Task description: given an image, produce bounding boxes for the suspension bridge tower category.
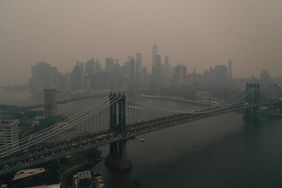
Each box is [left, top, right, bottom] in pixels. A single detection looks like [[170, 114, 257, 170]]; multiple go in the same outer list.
[[243, 83, 260, 124], [105, 93, 132, 170], [44, 88, 57, 118]]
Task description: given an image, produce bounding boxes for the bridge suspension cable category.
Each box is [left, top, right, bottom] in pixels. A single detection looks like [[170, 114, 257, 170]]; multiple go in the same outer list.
[[195, 89, 250, 114], [0, 98, 114, 158], [132, 101, 185, 114], [0, 96, 121, 158], [0, 97, 108, 149], [1, 88, 255, 159]]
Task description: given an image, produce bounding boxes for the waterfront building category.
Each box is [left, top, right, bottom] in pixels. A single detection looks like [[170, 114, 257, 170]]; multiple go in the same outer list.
[[0, 120, 19, 152]]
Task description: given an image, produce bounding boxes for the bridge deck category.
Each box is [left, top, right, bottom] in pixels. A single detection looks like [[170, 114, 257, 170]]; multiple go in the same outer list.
[[0, 99, 281, 176]]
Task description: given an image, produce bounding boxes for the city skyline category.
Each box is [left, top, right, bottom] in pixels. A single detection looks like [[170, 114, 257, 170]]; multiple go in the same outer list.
[[1, 0, 282, 85], [28, 51, 278, 96], [1, 1, 282, 187], [0, 43, 281, 86]]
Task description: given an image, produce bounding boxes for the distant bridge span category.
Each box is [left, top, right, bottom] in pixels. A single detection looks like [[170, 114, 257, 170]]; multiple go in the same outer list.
[[11, 93, 108, 111]]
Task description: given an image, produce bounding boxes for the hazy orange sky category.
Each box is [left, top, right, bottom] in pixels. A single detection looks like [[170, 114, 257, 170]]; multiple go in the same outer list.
[[0, 0, 282, 85]]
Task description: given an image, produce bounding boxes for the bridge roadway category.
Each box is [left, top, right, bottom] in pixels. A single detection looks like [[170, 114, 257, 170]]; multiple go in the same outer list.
[[0, 100, 281, 176], [139, 95, 213, 106], [13, 94, 107, 111]]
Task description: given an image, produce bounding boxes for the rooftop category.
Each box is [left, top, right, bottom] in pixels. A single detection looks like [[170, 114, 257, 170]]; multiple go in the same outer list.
[[0, 120, 18, 127]]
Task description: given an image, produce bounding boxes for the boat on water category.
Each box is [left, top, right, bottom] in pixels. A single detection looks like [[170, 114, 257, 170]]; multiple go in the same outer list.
[[139, 138, 145, 143], [7, 168, 60, 188]]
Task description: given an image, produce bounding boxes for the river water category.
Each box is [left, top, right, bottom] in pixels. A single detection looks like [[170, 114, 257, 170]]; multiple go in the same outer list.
[[1, 89, 282, 188]]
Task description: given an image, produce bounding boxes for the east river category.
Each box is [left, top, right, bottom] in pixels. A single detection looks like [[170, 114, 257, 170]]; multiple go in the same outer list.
[[1, 89, 282, 188]]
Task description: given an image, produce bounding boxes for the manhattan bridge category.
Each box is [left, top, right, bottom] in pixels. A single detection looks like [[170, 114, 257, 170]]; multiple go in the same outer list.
[[0, 83, 281, 176]]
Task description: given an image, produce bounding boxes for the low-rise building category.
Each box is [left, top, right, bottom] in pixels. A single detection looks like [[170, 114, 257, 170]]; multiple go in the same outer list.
[[0, 120, 19, 152]]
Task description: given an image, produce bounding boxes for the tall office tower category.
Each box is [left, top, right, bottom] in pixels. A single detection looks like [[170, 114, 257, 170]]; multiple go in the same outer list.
[[155, 55, 162, 71], [260, 70, 271, 89], [105, 58, 115, 73], [136, 53, 143, 84], [152, 44, 158, 70], [0, 120, 19, 152], [64, 72, 72, 91], [51, 67, 65, 91], [213, 65, 228, 83], [29, 62, 54, 94], [161, 56, 172, 87], [78, 62, 86, 90], [136, 53, 143, 73], [174, 64, 187, 87], [44, 88, 57, 117], [152, 54, 162, 87], [228, 59, 233, 80], [164, 56, 169, 65], [70, 63, 82, 91], [85, 58, 98, 90], [85, 58, 96, 74], [115, 59, 119, 66], [128, 56, 135, 63], [128, 57, 136, 95], [95, 60, 102, 73], [127, 56, 136, 80]]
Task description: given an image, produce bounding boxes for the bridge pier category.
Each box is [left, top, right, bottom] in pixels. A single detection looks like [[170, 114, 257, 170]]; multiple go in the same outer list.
[[105, 93, 132, 170], [243, 83, 260, 125]]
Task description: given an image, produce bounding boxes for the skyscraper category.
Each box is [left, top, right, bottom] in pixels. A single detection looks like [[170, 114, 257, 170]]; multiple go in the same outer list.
[[260, 70, 272, 89], [128, 57, 136, 95], [78, 62, 86, 90], [228, 59, 233, 80], [70, 63, 82, 91], [29, 62, 54, 94], [174, 64, 187, 87], [161, 56, 172, 88], [105, 58, 114, 73], [165, 56, 169, 65], [152, 54, 162, 87], [212, 65, 228, 82], [136, 53, 143, 73], [136, 53, 143, 84], [85, 58, 96, 74], [152, 44, 158, 71]]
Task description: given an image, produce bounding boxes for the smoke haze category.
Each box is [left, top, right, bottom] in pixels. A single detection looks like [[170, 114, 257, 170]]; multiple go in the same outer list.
[[0, 0, 282, 85]]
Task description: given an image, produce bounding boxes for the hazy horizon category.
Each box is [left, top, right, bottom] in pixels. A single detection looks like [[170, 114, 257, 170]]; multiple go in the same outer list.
[[1, 0, 282, 86]]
